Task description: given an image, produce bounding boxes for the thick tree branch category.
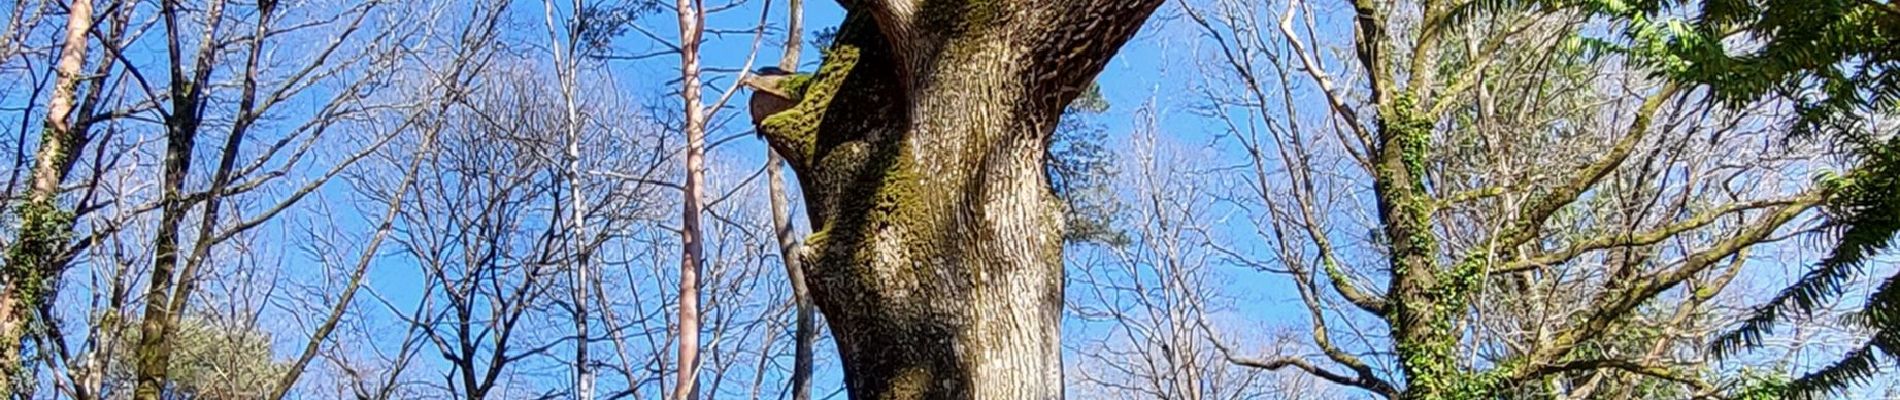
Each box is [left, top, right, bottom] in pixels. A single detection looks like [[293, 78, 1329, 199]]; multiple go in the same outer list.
[[1348, 0, 1392, 106], [756, 46, 859, 172], [1521, 358, 1715, 394], [1494, 197, 1802, 274], [1403, 0, 1450, 101], [1538, 193, 1822, 364], [1498, 83, 1681, 249], [1023, 0, 1167, 115], [1322, 257, 1389, 315]]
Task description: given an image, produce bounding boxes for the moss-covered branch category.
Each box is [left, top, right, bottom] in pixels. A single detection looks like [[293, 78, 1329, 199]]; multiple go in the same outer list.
[[1495, 197, 1805, 274], [1497, 83, 1680, 249], [759, 46, 860, 169], [1539, 193, 1823, 368], [5, 199, 75, 322]]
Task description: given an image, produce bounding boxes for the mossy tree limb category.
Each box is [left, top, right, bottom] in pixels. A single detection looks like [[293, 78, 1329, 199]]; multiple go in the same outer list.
[[3, 0, 97, 395]]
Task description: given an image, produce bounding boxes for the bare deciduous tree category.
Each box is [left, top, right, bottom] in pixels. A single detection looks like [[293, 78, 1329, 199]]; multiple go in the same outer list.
[[1066, 113, 1297, 400], [124, 1, 416, 398]]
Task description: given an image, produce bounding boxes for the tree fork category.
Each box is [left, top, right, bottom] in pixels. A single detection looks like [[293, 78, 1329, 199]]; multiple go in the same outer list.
[[756, 1, 1163, 398]]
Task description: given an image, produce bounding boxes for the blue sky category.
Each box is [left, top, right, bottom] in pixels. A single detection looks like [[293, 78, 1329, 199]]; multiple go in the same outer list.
[[373, 0, 1899, 398], [6, 0, 1894, 398], [543, 1, 1323, 396]]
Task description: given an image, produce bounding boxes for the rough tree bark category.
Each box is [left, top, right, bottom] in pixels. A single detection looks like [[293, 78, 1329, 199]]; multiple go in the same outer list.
[[754, 1, 1162, 398]]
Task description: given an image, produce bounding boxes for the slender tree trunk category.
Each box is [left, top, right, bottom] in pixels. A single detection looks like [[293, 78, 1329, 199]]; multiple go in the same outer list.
[[567, 62, 596, 400], [25, 0, 90, 200], [543, 1, 594, 398], [2, 0, 92, 394], [133, 77, 200, 400], [766, 0, 814, 398], [753, 1, 1162, 397], [134, 1, 225, 398], [672, 0, 707, 398]]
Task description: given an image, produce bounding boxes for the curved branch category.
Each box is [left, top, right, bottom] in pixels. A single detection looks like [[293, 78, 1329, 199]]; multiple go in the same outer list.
[[1266, 0, 1373, 143], [757, 45, 860, 171], [1520, 358, 1715, 394], [1498, 83, 1682, 249], [1539, 193, 1822, 363], [1197, 316, 1398, 398], [1494, 197, 1802, 274]]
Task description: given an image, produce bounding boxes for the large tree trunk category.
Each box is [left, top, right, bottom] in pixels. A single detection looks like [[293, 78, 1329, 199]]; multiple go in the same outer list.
[[755, 1, 1161, 398]]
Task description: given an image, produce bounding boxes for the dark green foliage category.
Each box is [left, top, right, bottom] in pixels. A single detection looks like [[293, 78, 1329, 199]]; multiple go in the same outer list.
[[1734, 368, 1794, 400], [1602, 1, 1900, 398], [1738, 139, 1900, 400], [1717, 147, 1897, 355], [809, 27, 840, 54], [1780, 331, 1900, 400], [1459, 0, 1900, 396], [576, 1, 665, 58], [1048, 84, 1124, 246], [1659, 0, 1899, 143], [4, 199, 74, 321]]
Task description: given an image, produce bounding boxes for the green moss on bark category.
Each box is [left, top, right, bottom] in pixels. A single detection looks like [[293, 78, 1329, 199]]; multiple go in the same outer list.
[[761, 46, 863, 162], [1379, 92, 1514, 400], [6, 199, 74, 317]]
